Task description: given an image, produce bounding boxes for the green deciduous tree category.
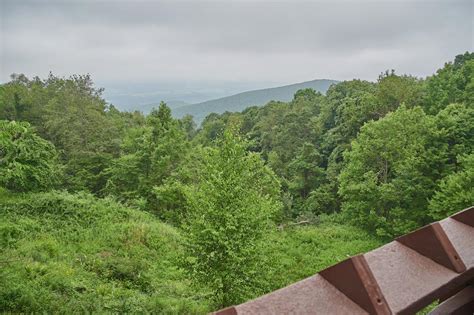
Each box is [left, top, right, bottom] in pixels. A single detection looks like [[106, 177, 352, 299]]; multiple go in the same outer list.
[[152, 145, 209, 225], [287, 143, 325, 215], [375, 70, 425, 111], [0, 120, 61, 192], [179, 114, 197, 140], [42, 75, 124, 193], [434, 103, 474, 174], [429, 154, 474, 220], [339, 106, 443, 238], [424, 52, 474, 114], [106, 102, 189, 211], [0, 73, 131, 194], [182, 129, 281, 307]]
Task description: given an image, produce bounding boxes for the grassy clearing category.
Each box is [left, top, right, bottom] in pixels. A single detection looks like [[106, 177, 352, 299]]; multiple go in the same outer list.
[[0, 190, 209, 313], [0, 189, 382, 313], [261, 222, 382, 291]]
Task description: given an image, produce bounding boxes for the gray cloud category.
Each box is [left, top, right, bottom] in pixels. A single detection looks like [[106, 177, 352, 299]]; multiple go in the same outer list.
[[1, 0, 473, 91]]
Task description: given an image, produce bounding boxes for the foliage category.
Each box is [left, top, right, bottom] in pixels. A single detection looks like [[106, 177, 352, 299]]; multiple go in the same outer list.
[[287, 143, 326, 215], [0, 120, 61, 192], [429, 154, 474, 220], [339, 106, 443, 238], [193, 54, 472, 222], [0, 190, 209, 313], [179, 114, 198, 140], [423, 52, 474, 114], [182, 129, 281, 307], [105, 102, 189, 210], [0, 188, 382, 312], [434, 103, 474, 174], [152, 145, 210, 225], [0, 74, 136, 194], [375, 70, 425, 110]]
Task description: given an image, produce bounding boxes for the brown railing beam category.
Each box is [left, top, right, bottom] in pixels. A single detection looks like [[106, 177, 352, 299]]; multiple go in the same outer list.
[[319, 255, 391, 315], [396, 222, 466, 273], [429, 286, 474, 315], [451, 206, 474, 227]]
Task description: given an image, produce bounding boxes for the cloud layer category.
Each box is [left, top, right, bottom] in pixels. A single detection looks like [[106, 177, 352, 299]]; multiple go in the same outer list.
[[1, 0, 473, 88]]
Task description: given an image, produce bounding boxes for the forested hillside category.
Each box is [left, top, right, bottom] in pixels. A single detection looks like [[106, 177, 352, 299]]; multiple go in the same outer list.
[[0, 52, 473, 312], [172, 79, 338, 124]]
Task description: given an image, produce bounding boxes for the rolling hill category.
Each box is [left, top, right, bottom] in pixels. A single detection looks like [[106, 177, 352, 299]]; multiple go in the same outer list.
[[134, 100, 190, 113], [172, 79, 338, 124]]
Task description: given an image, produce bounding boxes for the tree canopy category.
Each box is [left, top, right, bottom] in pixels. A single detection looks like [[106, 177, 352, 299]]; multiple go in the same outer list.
[[0, 120, 61, 192]]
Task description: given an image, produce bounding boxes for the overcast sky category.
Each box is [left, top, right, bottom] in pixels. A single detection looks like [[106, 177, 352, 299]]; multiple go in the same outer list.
[[1, 0, 473, 104]]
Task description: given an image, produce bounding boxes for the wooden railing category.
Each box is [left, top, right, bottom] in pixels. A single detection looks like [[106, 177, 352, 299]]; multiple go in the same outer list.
[[214, 206, 474, 314]]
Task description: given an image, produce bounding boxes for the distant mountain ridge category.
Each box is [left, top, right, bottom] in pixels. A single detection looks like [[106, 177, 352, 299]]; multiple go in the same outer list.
[[136, 100, 190, 113], [172, 79, 339, 124]]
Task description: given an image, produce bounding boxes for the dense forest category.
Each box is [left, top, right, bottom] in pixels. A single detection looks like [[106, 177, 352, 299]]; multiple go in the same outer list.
[[0, 52, 473, 313]]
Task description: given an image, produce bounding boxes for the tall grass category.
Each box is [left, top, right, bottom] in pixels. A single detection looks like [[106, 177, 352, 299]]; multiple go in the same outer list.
[[1, 189, 382, 313]]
